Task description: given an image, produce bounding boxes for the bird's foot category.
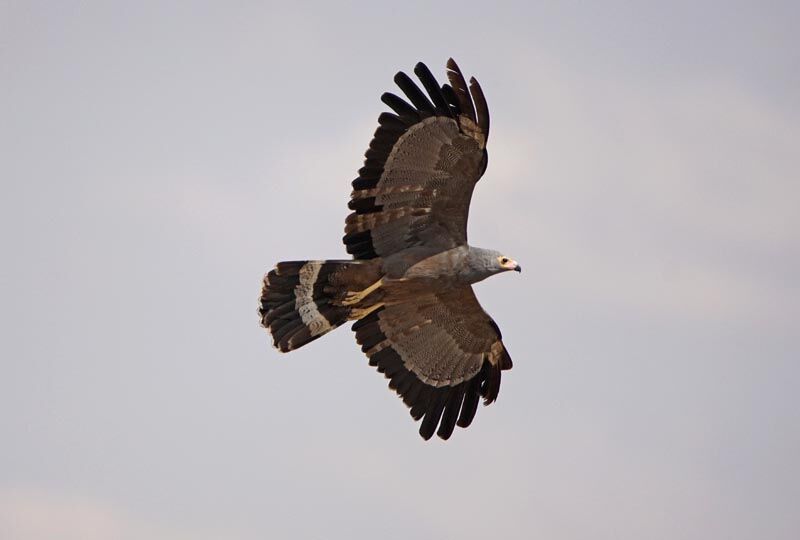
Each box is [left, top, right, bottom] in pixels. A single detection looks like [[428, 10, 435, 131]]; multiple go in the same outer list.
[[342, 280, 383, 306], [350, 302, 385, 320]]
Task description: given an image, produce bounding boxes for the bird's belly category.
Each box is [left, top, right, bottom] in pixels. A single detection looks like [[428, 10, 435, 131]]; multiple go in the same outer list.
[[381, 276, 458, 304], [380, 247, 468, 302], [400, 248, 465, 280]]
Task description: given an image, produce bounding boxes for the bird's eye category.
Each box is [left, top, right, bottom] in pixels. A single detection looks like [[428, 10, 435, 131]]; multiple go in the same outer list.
[[500, 257, 508, 264]]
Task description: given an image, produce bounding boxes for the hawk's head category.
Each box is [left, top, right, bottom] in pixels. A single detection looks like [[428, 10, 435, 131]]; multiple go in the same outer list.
[[465, 247, 521, 284]]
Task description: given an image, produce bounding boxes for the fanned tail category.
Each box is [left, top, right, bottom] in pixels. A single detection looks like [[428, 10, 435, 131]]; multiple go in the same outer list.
[[259, 260, 381, 352]]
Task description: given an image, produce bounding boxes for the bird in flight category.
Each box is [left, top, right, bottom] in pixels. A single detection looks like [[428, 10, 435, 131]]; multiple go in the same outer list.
[[259, 59, 520, 440]]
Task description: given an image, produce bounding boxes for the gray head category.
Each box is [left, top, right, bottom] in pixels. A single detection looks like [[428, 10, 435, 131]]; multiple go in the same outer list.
[[464, 247, 522, 284]]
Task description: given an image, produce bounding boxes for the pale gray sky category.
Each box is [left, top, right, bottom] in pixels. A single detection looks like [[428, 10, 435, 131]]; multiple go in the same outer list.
[[2, 1, 799, 539]]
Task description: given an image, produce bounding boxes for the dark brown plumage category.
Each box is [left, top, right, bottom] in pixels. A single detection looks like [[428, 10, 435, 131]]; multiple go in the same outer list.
[[259, 59, 517, 440]]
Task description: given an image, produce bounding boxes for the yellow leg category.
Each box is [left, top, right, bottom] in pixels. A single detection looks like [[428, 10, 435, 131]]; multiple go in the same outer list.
[[342, 279, 383, 306], [350, 302, 385, 320]]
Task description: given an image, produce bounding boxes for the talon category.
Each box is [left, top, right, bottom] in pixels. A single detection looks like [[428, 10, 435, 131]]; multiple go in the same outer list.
[[342, 279, 383, 306], [351, 303, 385, 320]]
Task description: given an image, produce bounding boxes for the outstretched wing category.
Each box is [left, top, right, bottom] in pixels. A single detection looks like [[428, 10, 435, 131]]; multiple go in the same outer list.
[[343, 59, 491, 260], [352, 286, 513, 440]]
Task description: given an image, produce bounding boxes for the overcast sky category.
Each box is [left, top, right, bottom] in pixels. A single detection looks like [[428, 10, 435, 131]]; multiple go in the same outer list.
[[2, 1, 799, 539]]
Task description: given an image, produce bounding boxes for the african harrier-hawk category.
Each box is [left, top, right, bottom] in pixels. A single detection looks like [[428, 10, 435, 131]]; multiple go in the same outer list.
[[259, 59, 520, 440]]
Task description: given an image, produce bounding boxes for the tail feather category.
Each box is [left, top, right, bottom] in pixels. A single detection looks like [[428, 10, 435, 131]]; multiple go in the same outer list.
[[259, 260, 379, 352]]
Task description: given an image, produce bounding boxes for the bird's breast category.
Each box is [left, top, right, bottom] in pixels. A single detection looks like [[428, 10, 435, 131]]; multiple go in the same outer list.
[[398, 247, 469, 285]]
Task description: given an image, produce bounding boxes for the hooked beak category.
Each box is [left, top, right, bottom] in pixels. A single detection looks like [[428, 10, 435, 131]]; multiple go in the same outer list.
[[514, 264, 522, 273]]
